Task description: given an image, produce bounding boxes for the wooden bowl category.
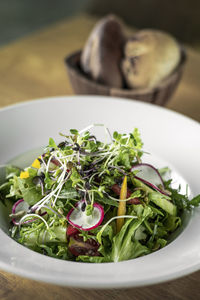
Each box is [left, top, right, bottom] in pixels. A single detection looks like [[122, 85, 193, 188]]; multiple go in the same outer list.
[[65, 48, 186, 106]]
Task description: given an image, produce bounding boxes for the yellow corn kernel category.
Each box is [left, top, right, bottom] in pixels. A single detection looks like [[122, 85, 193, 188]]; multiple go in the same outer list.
[[32, 158, 41, 169], [20, 171, 29, 179]]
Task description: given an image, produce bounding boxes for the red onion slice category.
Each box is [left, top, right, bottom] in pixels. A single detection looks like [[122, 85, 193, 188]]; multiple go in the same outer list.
[[66, 200, 104, 231], [131, 163, 168, 196]]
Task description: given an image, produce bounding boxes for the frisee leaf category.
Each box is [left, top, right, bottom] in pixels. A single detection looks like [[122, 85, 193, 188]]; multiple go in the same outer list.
[[189, 194, 200, 207]]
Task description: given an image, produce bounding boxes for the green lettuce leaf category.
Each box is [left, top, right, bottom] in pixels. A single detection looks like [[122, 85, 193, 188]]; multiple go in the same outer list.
[[19, 223, 67, 247], [95, 194, 118, 207], [111, 206, 152, 262], [98, 224, 114, 258], [76, 256, 111, 263], [16, 176, 42, 205], [164, 215, 181, 232], [6, 165, 21, 179], [189, 195, 200, 207]]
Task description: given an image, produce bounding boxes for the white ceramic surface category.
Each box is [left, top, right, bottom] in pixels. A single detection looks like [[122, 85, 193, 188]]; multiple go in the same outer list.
[[0, 96, 200, 288]]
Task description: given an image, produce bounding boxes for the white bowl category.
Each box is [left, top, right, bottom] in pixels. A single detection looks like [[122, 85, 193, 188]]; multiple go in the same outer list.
[[0, 96, 199, 288]]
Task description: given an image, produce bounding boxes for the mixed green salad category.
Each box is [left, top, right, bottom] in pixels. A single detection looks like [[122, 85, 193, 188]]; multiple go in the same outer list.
[[0, 124, 200, 263]]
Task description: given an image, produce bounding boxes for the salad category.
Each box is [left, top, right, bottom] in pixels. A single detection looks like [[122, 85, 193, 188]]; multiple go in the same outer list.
[[0, 124, 200, 263]]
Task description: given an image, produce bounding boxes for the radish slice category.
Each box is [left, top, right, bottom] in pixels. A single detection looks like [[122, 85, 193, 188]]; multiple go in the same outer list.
[[11, 199, 47, 225], [11, 199, 29, 225], [66, 200, 104, 231], [131, 163, 168, 196]]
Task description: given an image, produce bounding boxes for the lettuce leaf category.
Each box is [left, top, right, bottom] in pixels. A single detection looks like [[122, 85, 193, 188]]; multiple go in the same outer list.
[[95, 194, 118, 207], [19, 223, 67, 246], [189, 195, 200, 207], [111, 206, 152, 262], [76, 256, 111, 263], [0, 165, 21, 204], [15, 176, 42, 205], [6, 165, 21, 179]]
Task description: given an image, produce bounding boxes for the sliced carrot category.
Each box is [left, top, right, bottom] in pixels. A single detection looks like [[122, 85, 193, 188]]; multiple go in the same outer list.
[[116, 176, 127, 233]]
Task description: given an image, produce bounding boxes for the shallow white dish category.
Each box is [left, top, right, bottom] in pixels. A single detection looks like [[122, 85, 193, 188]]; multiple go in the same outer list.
[[0, 96, 200, 288]]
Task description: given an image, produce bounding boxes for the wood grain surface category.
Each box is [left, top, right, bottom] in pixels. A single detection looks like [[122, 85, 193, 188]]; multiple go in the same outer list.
[[0, 268, 200, 300], [0, 14, 200, 300]]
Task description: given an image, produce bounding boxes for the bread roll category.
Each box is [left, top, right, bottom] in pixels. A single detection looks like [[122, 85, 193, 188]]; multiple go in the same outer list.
[[122, 29, 181, 89], [80, 15, 124, 88]]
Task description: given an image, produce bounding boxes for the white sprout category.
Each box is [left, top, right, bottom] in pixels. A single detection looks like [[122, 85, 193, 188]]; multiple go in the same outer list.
[[19, 213, 49, 229], [97, 215, 138, 243], [79, 123, 113, 144]]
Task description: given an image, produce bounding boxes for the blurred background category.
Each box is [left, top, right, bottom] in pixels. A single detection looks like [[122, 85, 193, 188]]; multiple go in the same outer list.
[[0, 0, 199, 49]]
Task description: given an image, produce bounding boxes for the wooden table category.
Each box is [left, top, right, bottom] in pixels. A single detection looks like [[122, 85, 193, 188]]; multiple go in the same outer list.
[[0, 14, 200, 300]]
